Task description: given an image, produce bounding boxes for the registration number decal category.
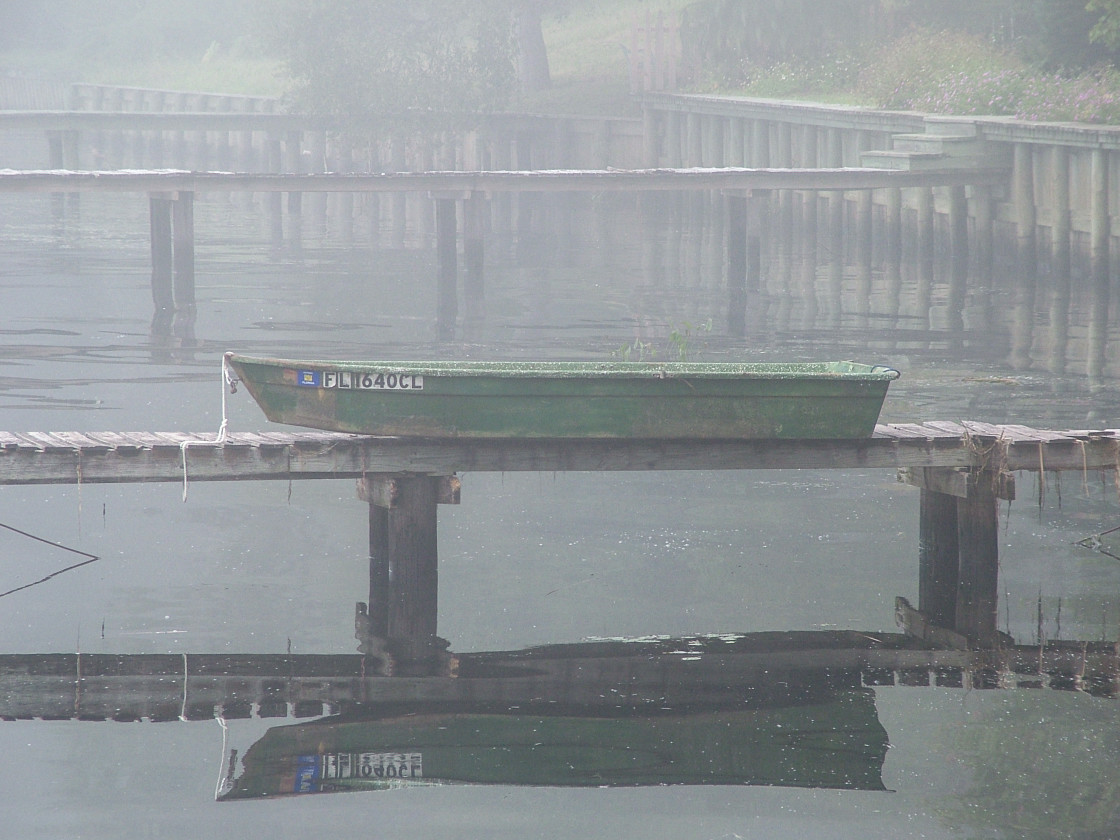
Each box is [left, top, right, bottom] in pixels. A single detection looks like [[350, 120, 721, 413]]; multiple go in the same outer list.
[[293, 370, 423, 391], [294, 751, 423, 792]]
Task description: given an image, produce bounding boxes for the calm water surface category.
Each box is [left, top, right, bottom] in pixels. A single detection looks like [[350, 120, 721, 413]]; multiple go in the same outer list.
[[1, 191, 1118, 838]]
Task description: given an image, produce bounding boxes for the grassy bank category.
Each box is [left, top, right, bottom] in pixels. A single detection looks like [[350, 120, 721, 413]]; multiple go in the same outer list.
[[5, 1, 1120, 124]]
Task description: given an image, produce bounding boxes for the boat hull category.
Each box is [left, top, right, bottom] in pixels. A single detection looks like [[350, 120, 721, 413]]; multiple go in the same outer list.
[[224, 355, 899, 439]]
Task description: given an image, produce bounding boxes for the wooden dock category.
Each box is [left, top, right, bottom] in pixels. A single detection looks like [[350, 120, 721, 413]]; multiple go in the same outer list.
[[1, 422, 1117, 485], [1, 165, 1009, 339], [3, 422, 1116, 655], [0, 166, 1008, 196], [1, 631, 1114, 724]]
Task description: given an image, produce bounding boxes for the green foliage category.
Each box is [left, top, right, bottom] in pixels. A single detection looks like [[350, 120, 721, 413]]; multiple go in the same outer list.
[[681, 0, 877, 90], [1089, 0, 1120, 48], [0, 0, 272, 86], [856, 29, 1025, 110], [668, 319, 713, 362], [855, 27, 1120, 122], [263, 0, 518, 136], [614, 319, 712, 363]]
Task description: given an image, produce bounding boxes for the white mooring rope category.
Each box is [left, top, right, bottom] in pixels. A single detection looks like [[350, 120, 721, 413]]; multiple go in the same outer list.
[[180, 355, 235, 502]]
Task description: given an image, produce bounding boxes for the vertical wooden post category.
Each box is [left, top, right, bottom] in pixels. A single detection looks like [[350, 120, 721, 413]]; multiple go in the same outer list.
[[1010, 143, 1037, 370], [267, 132, 283, 252], [48, 130, 64, 169], [800, 126, 820, 327], [747, 198, 762, 294], [368, 503, 390, 639], [919, 488, 959, 628], [856, 188, 873, 322], [705, 116, 725, 168], [285, 130, 305, 255], [436, 197, 458, 340], [1049, 146, 1071, 377], [308, 131, 328, 235], [385, 477, 439, 642], [916, 187, 934, 328], [491, 134, 513, 242], [642, 106, 659, 168], [361, 475, 457, 663], [463, 192, 486, 323], [213, 96, 232, 171], [884, 187, 902, 322], [750, 120, 770, 168], [1088, 147, 1110, 391], [363, 476, 441, 650], [149, 195, 174, 314], [171, 93, 189, 168], [172, 191, 195, 311], [947, 184, 968, 333], [854, 133, 873, 323], [337, 141, 354, 245], [972, 183, 994, 333], [826, 128, 844, 327], [664, 110, 682, 168], [515, 132, 533, 247], [776, 122, 794, 305], [728, 118, 745, 168], [726, 193, 748, 337], [956, 474, 1000, 645], [686, 113, 702, 167], [391, 134, 408, 249], [749, 121, 770, 294], [48, 131, 65, 224], [191, 94, 210, 172]]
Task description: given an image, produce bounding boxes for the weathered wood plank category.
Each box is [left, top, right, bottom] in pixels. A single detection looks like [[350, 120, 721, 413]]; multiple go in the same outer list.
[[357, 474, 460, 507], [0, 166, 1011, 197], [877, 423, 936, 439], [900, 466, 1015, 501], [922, 421, 969, 437], [895, 597, 969, 650], [82, 432, 144, 452], [50, 432, 110, 452], [960, 420, 1011, 438], [1, 426, 1118, 485]]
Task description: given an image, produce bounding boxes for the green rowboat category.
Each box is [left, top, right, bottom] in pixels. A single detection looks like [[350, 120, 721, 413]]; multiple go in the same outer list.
[[221, 691, 889, 797], [224, 353, 899, 439]]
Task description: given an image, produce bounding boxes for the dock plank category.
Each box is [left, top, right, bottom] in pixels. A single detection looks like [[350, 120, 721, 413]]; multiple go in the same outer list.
[[921, 421, 969, 437], [50, 432, 111, 452], [959, 421, 1009, 438], [1000, 424, 1079, 443]]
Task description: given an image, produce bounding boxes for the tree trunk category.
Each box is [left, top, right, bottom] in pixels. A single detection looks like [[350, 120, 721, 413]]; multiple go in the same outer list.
[[515, 2, 551, 93]]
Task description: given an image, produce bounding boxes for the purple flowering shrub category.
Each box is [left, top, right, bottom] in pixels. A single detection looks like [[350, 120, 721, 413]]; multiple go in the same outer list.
[[857, 28, 1120, 124]]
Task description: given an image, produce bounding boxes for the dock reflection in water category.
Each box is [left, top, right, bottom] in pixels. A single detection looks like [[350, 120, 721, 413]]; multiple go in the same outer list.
[[2, 628, 1115, 803]]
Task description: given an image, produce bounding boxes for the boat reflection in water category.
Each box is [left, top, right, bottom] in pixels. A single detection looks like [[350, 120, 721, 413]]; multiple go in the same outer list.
[[220, 631, 893, 799], [3, 627, 1113, 802]]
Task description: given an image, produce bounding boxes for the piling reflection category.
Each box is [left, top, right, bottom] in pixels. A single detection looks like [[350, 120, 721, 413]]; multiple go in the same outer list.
[[1, 623, 1115, 803]]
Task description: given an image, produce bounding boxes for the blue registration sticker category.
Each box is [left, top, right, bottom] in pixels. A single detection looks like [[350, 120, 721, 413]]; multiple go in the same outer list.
[[294, 754, 321, 793], [297, 370, 321, 387]]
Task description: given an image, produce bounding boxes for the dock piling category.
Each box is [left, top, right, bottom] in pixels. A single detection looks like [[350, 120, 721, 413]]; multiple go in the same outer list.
[[359, 474, 459, 663]]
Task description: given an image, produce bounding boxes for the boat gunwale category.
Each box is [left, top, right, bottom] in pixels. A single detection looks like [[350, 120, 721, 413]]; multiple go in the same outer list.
[[225, 354, 901, 382]]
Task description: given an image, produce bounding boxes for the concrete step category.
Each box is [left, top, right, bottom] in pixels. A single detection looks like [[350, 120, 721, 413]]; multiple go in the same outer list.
[[891, 134, 988, 155], [923, 117, 981, 137], [859, 150, 946, 171]]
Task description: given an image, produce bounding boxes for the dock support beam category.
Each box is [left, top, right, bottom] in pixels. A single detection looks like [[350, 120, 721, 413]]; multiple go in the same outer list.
[[359, 473, 460, 664], [726, 192, 748, 337], [463, 192, 486, 325], [149, 190, 195, 329], [900, 467, 1014, 647], [435, 196, 459, 340]]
